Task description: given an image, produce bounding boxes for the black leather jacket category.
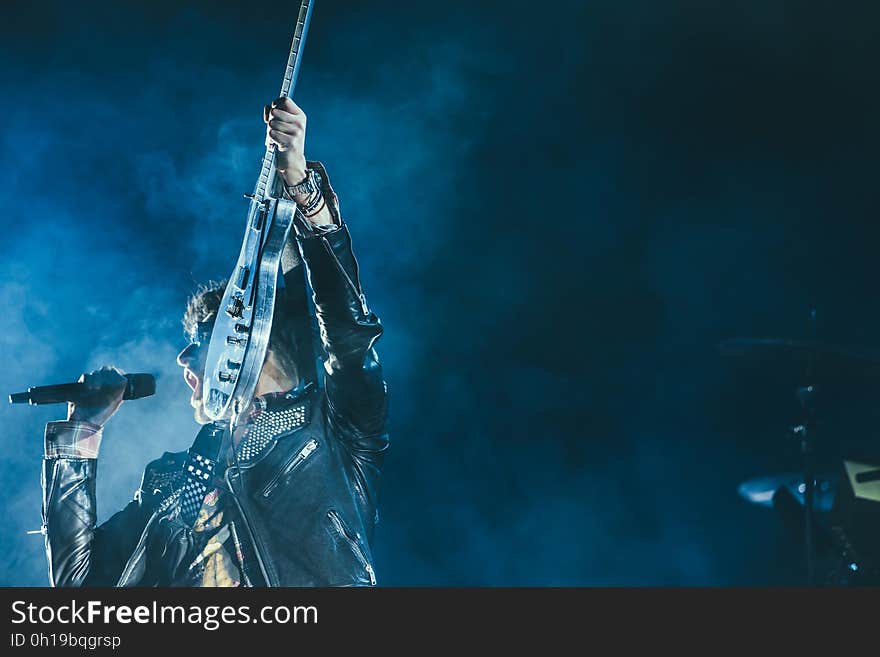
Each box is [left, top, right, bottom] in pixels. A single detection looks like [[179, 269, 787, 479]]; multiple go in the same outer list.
[[41, 190, 388, 587]]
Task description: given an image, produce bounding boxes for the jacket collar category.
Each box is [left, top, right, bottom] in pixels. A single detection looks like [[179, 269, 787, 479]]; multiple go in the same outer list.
[[250, 380, 316, 416]]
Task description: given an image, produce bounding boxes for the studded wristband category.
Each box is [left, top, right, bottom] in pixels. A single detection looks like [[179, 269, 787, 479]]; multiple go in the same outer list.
[[285, 168, 321, 196], [285, 168, 327, 218]]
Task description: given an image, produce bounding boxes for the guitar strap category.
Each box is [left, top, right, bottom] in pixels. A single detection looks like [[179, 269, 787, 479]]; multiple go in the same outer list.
[[177, 422, 229, 527]]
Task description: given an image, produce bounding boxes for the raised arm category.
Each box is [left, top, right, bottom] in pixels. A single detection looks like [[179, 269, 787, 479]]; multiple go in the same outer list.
[[267, 98, 389, 456]]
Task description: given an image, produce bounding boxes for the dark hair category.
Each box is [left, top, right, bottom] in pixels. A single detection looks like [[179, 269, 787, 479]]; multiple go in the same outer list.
[[182, 280, 308, 383], [182, 279, 227, 337]]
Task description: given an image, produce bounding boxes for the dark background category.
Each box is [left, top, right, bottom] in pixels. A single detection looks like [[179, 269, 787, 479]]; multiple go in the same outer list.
[[1, 0, 879, 585]]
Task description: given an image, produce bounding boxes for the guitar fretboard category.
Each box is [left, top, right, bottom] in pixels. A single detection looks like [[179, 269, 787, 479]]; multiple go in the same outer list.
[[253, 0, 313, 201]]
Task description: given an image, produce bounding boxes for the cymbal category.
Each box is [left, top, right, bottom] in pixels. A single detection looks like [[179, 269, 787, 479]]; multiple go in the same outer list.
[[719, 338, 880, 381], [721, 338, 880, 363], [738, 472, 837, 512]]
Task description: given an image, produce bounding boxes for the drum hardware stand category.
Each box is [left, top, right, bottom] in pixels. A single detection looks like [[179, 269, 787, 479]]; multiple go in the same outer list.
[[792, 309, 819, 585], [722, 309, 880, 584], [791, 385, 816, 585]]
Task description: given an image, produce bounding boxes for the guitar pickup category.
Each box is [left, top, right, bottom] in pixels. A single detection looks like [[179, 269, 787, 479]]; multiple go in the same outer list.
[[235, 266, 250, 290], [234, 323, 250, 334], [226, 336, 246, 346], [251, 200, 269, 231], [226, 360, 242, 371], [218, 371, 237, 383]]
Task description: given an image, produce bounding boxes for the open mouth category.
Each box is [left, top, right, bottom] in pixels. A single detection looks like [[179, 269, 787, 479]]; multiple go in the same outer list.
[[183, 368, 200, 394]]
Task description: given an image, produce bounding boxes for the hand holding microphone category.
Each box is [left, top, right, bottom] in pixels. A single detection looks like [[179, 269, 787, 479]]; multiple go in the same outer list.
[[67, 366, 131, 427], [10, 366, 156, 428]]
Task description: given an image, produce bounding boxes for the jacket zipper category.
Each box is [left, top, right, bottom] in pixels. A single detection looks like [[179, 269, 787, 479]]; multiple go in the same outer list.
[[260, 439, 318, 498], [327, 509, 376, 585], [226, 466, 276, 587], [116, 484, 180, 586], [320, 237, 370, 316], [43, 463, 146, 587], [37, 462, 61, 538], [116, 511, 159, 586]]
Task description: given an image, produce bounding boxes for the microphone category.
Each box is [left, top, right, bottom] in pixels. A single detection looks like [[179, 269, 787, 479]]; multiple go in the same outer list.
[[9, 374, 156, 405]]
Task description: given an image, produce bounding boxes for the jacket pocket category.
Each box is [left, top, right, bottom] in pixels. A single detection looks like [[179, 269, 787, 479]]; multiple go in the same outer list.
[[259, 438, 319, 499], [327, 508, 376, 585]]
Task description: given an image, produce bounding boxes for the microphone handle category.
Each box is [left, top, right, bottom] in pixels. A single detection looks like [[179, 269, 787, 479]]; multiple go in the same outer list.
[[11, 380, 138, 405], [26, 383, 91, 405]]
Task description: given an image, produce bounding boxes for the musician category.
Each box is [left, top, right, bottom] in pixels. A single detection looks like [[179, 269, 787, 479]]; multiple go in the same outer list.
[[39, 98, 389, 586]]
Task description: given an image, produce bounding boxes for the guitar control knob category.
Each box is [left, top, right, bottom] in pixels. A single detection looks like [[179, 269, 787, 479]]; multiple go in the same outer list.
[[226, 297, 244, 318]]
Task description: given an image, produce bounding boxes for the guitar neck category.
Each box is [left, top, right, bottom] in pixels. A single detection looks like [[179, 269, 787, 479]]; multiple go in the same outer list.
[[253, 0, 315, 201]]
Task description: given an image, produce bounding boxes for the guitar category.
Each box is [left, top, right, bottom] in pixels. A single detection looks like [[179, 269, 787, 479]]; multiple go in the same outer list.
[[201, 0, 315, 427]]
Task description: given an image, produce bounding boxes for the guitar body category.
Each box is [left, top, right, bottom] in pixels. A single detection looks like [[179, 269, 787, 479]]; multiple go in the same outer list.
[[201, 0, 315, 426], [202, 197, 300, 423]]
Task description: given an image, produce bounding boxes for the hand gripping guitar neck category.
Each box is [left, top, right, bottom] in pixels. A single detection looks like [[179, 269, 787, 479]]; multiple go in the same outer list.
[[201, 0, 315, 428]]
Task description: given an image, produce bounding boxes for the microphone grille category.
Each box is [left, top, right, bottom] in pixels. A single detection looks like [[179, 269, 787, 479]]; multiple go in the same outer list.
[[124, 374, 157, 400]]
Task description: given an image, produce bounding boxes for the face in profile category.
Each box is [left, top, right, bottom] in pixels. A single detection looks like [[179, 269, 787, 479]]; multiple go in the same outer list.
[[176, 310, 298, 425], [176, 319, 213, 425]]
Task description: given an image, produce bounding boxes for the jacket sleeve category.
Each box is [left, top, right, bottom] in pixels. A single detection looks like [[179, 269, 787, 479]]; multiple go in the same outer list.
[[42, 457, 153, 587], [290, 164, 389, 467]]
